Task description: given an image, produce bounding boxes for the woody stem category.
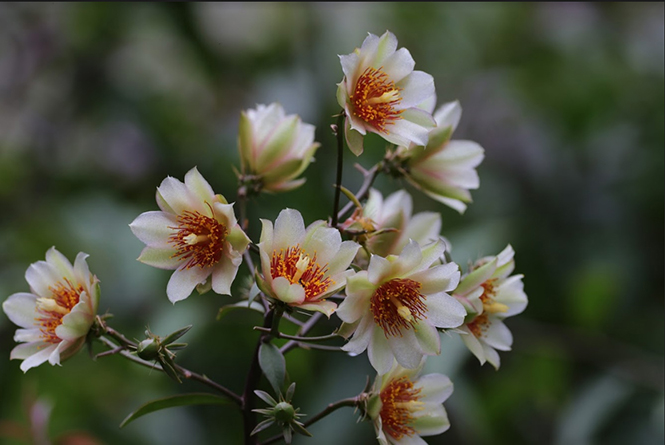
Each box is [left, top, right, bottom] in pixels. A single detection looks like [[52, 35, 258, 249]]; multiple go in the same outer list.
[[331, 112, 346, 228]]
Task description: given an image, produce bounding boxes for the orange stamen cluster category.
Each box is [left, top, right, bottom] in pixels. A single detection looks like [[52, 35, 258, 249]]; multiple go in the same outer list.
[[479, 278, 497, 305], [371, 278, 426, 337], [169, 209, 227, 269], [351, 67, 402, 132], [467, 313, 489, 338], [270, 245, 332, 301], [379, 376, 422, 440], [37, 279, 83, 343]]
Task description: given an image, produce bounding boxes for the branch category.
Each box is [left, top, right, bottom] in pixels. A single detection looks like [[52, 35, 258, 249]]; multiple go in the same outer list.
[[259, 397, 360, 445], [336, 163, 381, 223], [280, 312, 324, 354], [331, 113, 346, 228], [253, 327, 339, 343], [95, 323, 243, 406], [242, 307, 282, 445]]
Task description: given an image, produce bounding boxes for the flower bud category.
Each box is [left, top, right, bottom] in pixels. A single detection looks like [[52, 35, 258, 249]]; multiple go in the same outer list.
[[397, 101, 484, 214], [136, 338, 160, 361], [238, 103, 319, 193], [273, 402, 296, 423]]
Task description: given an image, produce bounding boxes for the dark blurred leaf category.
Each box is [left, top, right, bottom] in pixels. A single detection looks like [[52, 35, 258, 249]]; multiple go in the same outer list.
[[259, 342, 286, 394], [120, 393, 231, 428]]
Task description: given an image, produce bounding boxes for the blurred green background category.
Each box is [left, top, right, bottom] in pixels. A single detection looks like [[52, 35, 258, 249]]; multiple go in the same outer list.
[[0, 2, 662, 445]]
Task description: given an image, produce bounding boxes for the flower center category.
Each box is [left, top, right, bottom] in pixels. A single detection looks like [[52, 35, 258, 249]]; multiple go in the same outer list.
[[351, 67, 402, 132], [371, 278, 426, 337], [169, 208, 227, 269], [467, 313, 490, 338], [479, 279, 508, 314], [379, 376, 423, 440], [36, 278, 82, 343], [270, 245, 332, 300]]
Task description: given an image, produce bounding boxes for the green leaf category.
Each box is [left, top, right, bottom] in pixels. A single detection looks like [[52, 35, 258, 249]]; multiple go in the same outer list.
[[162, 325, 192, 345], [259, 342, 286, 394], [120, 393, 231, 428], [217, 301, 265, 321]]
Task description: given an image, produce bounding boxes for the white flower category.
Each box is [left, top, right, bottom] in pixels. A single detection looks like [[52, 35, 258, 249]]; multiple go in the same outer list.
[[453, 245, 527, 369], [238, 103, 320, 193], [129, 167, 251, 303], [399, 100, 484, 213], [256, 209, 360, 316], [336, 31, 436, 156], [2, 247, 100, 372], [337, 239, 466, 375], [360, 188, 442, 258], [367, 361, 453, 445]]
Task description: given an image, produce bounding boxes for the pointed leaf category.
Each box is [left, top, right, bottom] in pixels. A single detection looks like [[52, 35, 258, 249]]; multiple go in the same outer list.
[[259, 342, 286, 394], [254, 390, 278, 407], [283, 427, 293, 444], [162, 325, 192, 345], [120, 393, 231, 428], [292, 421, 312, 437], [285, 382, 296, 402], [251, 418, 275, 436]]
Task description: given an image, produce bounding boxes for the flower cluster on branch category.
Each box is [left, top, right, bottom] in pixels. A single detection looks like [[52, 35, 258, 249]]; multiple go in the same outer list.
[[2, 30, 528, 445]]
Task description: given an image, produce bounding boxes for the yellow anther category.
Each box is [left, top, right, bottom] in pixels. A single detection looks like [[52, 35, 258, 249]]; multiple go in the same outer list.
[[483, 302, 509, 314], [368, 89, 400, 105], [292, 255, 310, 283], [184, 233, 209, 245], [37, 298, 69, 315], [395, 400, 424, 411], [390, 296, 413, 322]]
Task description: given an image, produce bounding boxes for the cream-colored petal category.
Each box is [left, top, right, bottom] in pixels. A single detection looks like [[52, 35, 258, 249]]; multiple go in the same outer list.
[[3, 293, 39, 329], [273, 209, 306, 252], [341, 314, 374, 354], [137, 246, 181, 270], [184, 167, 216, 203], [368, 325, 395, 375], [129, 211, 177, 249], [272, 276, 306, 304], [387, 328, 424, 369], [211, 254, 240, 296], [19, 343, 57, 372], [166, 266, 210, 303]]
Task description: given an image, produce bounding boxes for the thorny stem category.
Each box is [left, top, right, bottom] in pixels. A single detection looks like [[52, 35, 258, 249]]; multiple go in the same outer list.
[[336, 163, 382, 223], [95, 319, 242, 406], [260, 396, 361, 445], [242, 306, 283, 445], [330, 112, 346, 228]]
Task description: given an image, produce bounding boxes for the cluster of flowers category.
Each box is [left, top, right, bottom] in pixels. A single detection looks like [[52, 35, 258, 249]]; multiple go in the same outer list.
[[3, 31, 527, 444]]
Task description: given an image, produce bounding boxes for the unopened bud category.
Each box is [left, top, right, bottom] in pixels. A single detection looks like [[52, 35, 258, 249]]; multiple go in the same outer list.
[[274, 402, 296, 423], [137, 338, 160, 360]]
